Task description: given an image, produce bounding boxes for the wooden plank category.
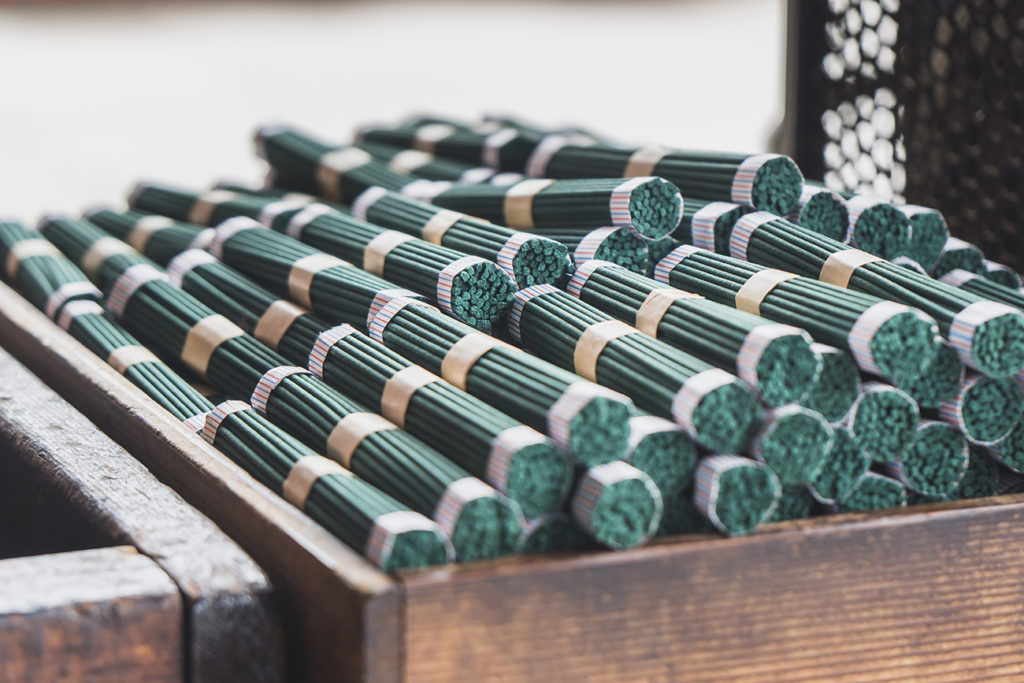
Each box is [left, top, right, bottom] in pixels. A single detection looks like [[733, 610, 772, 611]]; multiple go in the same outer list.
[[0, 546, 182, 682], [400, 497, 1024, 681], [0, 279, 399, 682]]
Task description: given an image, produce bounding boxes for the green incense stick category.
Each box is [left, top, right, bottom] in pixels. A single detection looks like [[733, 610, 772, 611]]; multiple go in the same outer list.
[[515, 514, 592, 554], [508, 284, 764, 453], [938, 372, 1024, 446], [654, 245, 941, 383], [792, 184, 848, 242], [356, 121, 541, 171], [569, 460, 663, 550], [930, 237, 986, 279], [895, 342, 964, 409], [568, 260, 820, 406], [750, 405, 834, 484], [767, 484, 818, 522], [403, 176, 685, 240], [939, 268, 1024, 311], [838, 472, 907, 512], [810, 426, 871, 503], [898, 205, 949, 270], [950, 445, 1001, 500], [983, 259, 1022, 288], [842, 195, 911, 259], [888, 420, 968, 495], [622, 414, 698, 534], [693, 454, 781, 536]]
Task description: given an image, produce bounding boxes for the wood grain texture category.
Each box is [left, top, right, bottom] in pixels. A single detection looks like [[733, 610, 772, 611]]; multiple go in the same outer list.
[[401, 497, 1024, 681], [0, 280, 399, 682], [0, 546, 182, 682]]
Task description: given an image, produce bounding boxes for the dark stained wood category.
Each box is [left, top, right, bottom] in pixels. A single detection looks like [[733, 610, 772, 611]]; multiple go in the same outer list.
[[0, 280, 400, 682], [0, 546, 182, 682], [400, 497, 1024, 681]]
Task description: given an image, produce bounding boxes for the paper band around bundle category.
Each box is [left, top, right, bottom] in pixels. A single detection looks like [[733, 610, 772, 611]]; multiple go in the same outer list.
[[691, 202, 740, 252], [106, 263, 168, 319], [188, 190, 238, 226], [127, 215, 175, 252], [547, 381, 629, 452], [365, 510, 453, 568], [572, 227, 617, 266], [503, 179, 555, 229], [731, 154, 781, 206], [316, 148, 372, 201], [508, 283, 557, 342], [167, 249, 217, 287], [623, 146, 669, 178], [734, 268, 798, 315], [653, 244, 703, 283], [350, 186, 388, 221], [307, 325, 357, 377], [363, 231, 415, 276], [181, 314, 245, 379], [287, 253, 350, 308], [436, 256, 489, 316], [729, 211, 775, 261], [694, 454, 779, 532], [201, 400, 251, 445], [107, 345, 159, 375], [609, 177, 666, 237], [388, 149, 433, 174], [44, 281, 101, 320], [525, 135, 571, 177], [496, 232, 553, 282], [948, 300, 1020, 366], [938, 269, 980, 288], [188, 229, 215, 252], [458, 167, 495, 185], [285, 202, 334, 240], [671, 368, 735, 436], [441, 332, 513, 390], [380, 366, 439, 427], [399, 178, 453, 202], [635, 288, 703, 336], [571, 461, 661, 548], [282, 455, 350, 508], [57, 300, 105, 331], [367, 296, 432, 342], [819, 249, 883, 288], [326, 412, 395, 468], [486, 425, 547, 493], [847, 301, 914, 375], [736, 325, 807, 388], [564, 258, 611, 298], [432, 477, 501, 538], [209, 216, 264, 259], [254, 300, 306, 350], [482, 128, 519, 169], [5, 239, 61, 280], [365, 288, 425, 328], [250, 365, 311, 415], [625, 415, 681, 458], [182, 411, 210, 434], [573, 320, 636, 382], [258, 200, 306, 229], [412, 124, 456, 154], [81, 237, 135, 279], [421, 209, 464, 245]]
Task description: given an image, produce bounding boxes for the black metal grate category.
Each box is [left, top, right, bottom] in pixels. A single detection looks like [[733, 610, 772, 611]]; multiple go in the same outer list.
[[783, 0, 1024, 268]]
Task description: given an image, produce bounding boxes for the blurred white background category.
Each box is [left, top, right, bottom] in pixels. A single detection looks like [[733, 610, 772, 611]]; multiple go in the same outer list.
[[0, 0, 785, 222]]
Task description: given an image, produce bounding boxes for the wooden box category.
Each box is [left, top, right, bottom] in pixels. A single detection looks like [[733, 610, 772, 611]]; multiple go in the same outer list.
[[3, 280, 1024, 681]]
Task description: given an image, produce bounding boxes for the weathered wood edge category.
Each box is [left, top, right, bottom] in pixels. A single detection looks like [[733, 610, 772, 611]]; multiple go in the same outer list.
[[0, 282, 402, 683], [397, 494, 1024, 680], [0, 546, 183, 682]]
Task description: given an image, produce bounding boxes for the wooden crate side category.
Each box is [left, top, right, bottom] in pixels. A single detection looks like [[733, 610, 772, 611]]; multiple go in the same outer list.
[[400, 500, 1024, 681], [0, 546, 183, 682], [0, 283, 402, 682]]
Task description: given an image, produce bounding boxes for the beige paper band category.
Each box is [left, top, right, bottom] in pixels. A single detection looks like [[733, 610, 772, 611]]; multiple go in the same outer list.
[[288, 253, 349, 308], [380, 366, 439, 427], [363, 231, 415, 276], [128, 215, 175, 252], [326, 412, 395, 467], [5, 240, 60, 279], [412, 123, 456, 153], [441, 333, 513, 390], [421, 209, 464, 245], [81, 237, 135, 279], [573, 320, 636, 381], [624, 145, 670, 178], [735, 269, 799, 315], [503, 179, 555, 228], [819, 249, 883, 288], [635, 288, 703, 336], [388, 149, 433, 174], [316, 148, 373, 201], [188, 190, 238, 226], [282, 455, 348, 508], [107, 345, 159, 374], [253, 300, 306, 350], [181, 314, 245, 378]]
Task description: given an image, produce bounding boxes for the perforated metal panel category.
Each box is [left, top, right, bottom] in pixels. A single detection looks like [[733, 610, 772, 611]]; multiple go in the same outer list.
[[783, 0, 1024, 267]]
